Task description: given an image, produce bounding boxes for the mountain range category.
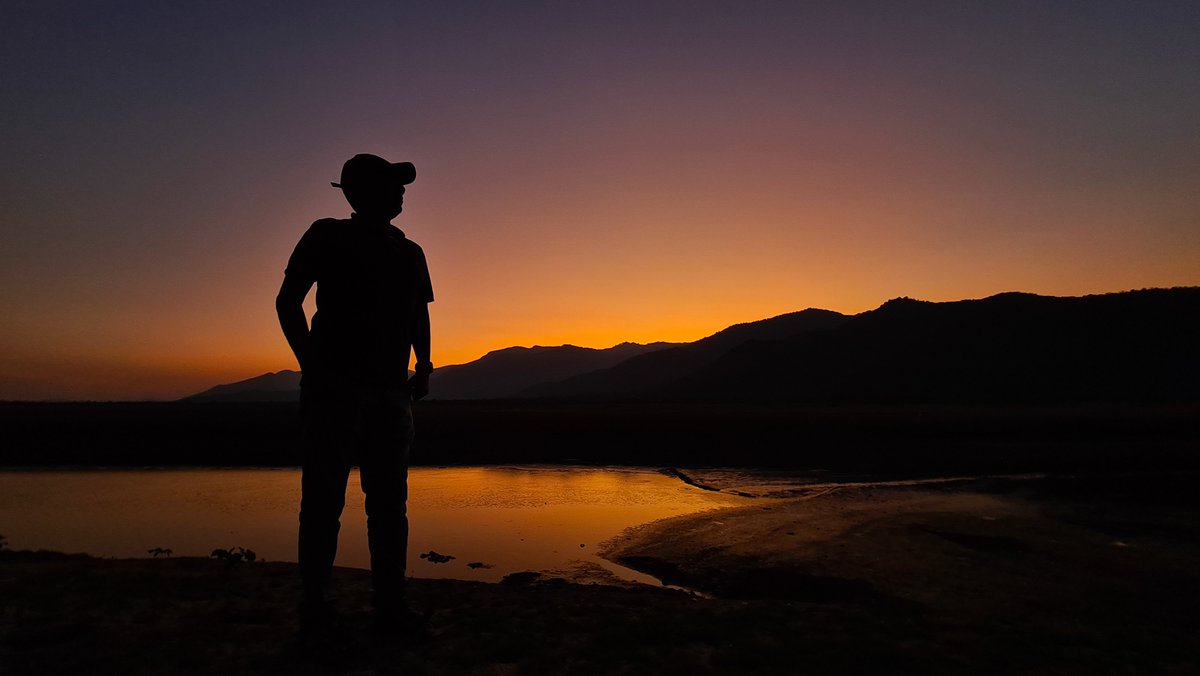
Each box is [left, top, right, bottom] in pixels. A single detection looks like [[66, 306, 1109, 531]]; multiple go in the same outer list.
[[428, 341, 678, 399], [182, 287, 1200, 404], [184, 369, 302, 402], [674, 288, 1199, 403]]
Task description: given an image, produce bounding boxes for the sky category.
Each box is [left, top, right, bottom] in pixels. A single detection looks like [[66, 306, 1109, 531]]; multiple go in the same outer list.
[[1, 1, 1198, 400]]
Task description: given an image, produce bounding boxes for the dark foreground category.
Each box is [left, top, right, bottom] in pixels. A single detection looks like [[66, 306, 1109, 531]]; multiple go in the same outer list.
[[3, 553, 928, 676], [3, 401, 1198, 474], [3, 474, 1199, 675]]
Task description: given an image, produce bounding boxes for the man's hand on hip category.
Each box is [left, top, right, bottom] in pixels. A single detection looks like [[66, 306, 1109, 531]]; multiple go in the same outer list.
[[408, 372, 430, 401]]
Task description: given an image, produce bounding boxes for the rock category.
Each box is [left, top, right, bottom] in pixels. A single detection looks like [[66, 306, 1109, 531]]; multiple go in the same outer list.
[[419, 550, 455, 564]]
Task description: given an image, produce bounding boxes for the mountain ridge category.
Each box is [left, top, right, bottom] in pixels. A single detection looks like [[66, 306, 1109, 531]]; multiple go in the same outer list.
[[427, 341, 679, 399], [669, 286, 1200, 403], [181, 287, 1200, 404], [521, 308, 849, 398], [183, 370, 302, 402]]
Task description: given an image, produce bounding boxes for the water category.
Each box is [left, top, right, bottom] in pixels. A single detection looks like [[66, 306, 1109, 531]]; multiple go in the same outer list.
[[0, 466, 753, 585]]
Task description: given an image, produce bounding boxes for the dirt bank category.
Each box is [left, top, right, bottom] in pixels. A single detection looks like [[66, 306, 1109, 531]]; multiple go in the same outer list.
[[0, 550, 952, 675], [4, 474, 1199, 674], [602, 475, 1200, 671]]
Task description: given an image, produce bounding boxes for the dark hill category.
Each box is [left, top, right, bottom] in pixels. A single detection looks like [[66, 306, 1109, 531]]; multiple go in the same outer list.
[[182, 344, 678, 402], [671, 287, 1200, 403], [182, 370, 301, 402], [524, 309, 849, 398], [428, 342, 678, 400], [182, 288, 1197, 404]]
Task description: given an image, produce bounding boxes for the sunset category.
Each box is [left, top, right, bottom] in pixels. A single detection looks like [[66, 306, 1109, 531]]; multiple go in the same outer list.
[[2, 2, 1199, 673], [3, 2, 1198, 399]]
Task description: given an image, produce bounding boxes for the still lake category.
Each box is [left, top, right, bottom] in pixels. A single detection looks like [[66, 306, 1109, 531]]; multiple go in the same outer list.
[[0, 466, 752, 585]]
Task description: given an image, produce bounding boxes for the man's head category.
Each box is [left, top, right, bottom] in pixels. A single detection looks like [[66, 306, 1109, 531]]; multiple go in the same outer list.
[[332, 153, 416, 221]]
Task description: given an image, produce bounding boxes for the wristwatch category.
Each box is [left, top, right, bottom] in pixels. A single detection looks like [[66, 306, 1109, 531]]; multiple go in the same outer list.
[[414, 361, 434, 375]]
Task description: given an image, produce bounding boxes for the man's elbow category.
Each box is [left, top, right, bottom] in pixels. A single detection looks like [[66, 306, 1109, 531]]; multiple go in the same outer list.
[[275, 293, 299, 316]]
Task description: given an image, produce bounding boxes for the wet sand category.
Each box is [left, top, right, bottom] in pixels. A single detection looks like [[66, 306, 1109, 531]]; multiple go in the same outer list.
[[3, 473, 1199, 674], [604, 473, 1200, 670]]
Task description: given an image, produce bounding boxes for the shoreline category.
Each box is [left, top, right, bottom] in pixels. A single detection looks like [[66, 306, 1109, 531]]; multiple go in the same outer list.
[[5, 400, 1198, 473], [0, 464, 755, 589], [4, 473, 1199, 673]]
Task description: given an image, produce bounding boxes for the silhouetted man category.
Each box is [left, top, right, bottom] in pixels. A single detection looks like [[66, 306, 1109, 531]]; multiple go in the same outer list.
[[276, 153, 434, 635]]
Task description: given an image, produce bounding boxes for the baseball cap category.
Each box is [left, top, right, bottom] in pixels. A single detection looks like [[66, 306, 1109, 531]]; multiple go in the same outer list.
[[330, 153, 417, 189]]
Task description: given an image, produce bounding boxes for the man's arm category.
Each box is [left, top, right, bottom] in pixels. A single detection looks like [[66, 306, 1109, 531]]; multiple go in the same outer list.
[[408, 302, 432, 400], [276, 275, 314, 371]]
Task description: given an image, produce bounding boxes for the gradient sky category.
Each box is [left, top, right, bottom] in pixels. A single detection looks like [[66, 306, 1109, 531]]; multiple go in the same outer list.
[[2, 1, 1198, 400]]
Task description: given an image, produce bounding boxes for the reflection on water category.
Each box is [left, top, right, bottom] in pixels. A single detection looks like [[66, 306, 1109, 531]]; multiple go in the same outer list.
[[0, 467, 752, 584]]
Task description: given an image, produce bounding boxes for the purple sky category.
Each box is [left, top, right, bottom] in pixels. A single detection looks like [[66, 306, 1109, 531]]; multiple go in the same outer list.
[[2, 1, 1198, 399]]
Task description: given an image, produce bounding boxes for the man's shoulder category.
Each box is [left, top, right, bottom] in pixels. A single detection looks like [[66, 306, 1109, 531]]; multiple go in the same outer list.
[[309, 217, 346, 232], [297, 217, 345, 241], [388, 225, 426, 254]]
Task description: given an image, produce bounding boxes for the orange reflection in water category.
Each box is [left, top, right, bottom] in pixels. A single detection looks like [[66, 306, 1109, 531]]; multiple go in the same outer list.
[[0, 467, 752, 585]]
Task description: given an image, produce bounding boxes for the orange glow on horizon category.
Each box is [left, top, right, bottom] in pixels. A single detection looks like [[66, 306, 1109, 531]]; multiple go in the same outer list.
[[4, 4, 1199, 401]]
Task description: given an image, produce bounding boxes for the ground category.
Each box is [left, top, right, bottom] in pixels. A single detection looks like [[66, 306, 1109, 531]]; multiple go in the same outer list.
[[3, 473, 1199, 674]]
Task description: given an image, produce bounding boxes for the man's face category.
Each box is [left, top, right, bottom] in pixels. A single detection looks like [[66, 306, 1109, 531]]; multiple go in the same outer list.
[[344, 181, 406, 221]]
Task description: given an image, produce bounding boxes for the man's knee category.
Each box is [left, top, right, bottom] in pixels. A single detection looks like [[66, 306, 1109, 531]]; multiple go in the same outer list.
[[300, 476, 349, 526], [364, 488, 407, 519]]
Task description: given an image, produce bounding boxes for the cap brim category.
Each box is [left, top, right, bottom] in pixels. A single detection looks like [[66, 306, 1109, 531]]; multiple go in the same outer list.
[[392, 161, 416, 185], [330, 161, 416, 189]]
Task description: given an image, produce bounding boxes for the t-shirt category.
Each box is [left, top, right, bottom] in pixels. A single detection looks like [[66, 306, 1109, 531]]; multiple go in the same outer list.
[[284, 214, 433, 388]]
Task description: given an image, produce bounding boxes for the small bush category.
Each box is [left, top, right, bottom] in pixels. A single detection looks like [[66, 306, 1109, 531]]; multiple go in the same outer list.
[[210, 546, 257, 564]]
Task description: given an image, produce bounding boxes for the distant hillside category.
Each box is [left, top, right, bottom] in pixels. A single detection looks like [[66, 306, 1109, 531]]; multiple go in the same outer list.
[[523, 309, 849, 398], [183, 343, 679, 402], [182, 370, 301, 402], [182, 288, 1199, 404], [428, 342, 678, 400], [671, 288, 1200, 403]]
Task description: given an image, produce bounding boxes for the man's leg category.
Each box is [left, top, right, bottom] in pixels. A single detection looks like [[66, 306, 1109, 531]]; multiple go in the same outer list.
[[359, 388, 414, 613], [298, 388, 356, 600]]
